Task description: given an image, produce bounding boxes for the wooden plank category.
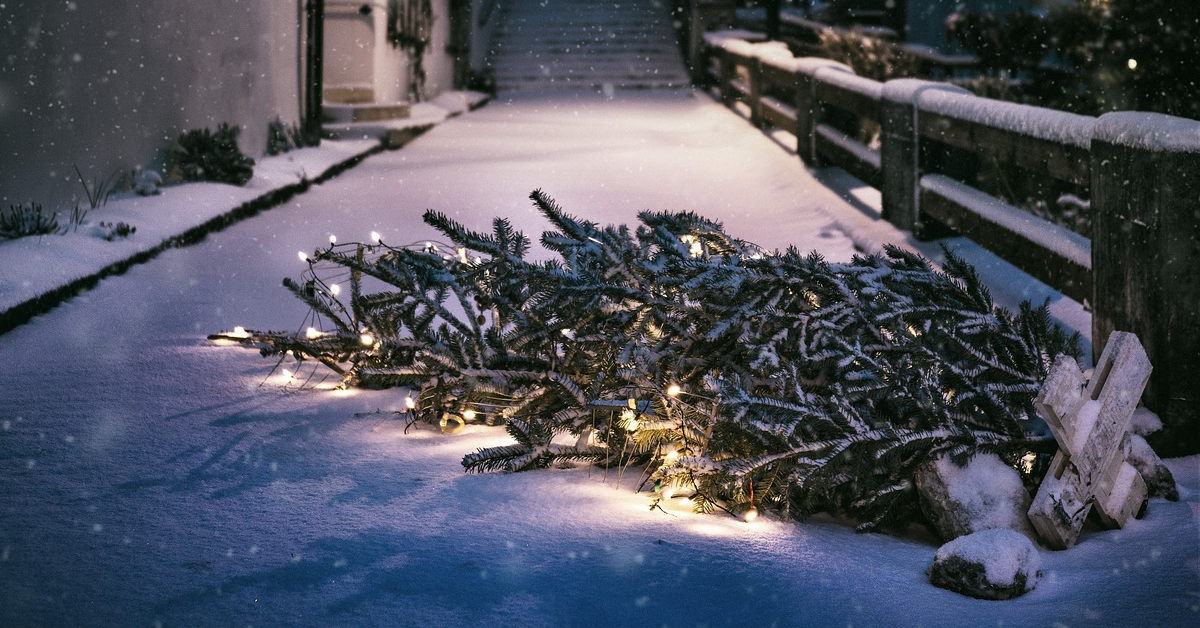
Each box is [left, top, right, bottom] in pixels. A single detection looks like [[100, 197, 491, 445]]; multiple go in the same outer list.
[[919, 174, 1091, 302], [815, 124, 882, 189], [919, 111, 1091, 186], [815, 76, 882, 121], [761, 96, 796, 131]]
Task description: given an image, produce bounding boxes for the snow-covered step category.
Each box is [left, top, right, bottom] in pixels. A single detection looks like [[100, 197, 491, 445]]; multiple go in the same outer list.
[[323, 102, 412, 123]]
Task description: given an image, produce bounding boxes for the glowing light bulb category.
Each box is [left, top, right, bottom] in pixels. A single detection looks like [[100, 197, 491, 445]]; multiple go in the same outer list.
[[305, 326, 322, 339], [329, 234, 337, 244], [661, 485, 676, 499], [463, 409, 477, 420], [231, 326, 248, 338], [329, 283, 341, 296], [360, 332, 374, 345], [1127, 58, 1138, 70], [621, 409, 638, 431], [370, 231, 382, 244], [281, 368, 294, 380], [457, 247, 469, 264], [405, 396, 416, 410], [560, 328, 572, 337], [666, 384, 681, 397], [742, 506, 759, 522], [298, 251, 309, 262], [664, 449, 679, 461]]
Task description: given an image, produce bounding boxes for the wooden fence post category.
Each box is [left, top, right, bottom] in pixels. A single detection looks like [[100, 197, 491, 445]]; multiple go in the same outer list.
[[1091, 112, 1200, 456], [793, 59, 851, 166], [879, 79, 968, 236], [718, 49, 736, 108], [749, 57, 764, 128], [686, 0, 737, 85]]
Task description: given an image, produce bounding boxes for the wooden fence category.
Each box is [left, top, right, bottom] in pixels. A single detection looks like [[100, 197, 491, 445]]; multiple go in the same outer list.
[[685, 23, 1199, 454]]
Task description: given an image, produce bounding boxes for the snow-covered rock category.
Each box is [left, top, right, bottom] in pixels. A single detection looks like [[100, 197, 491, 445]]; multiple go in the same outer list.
[[915, 453, 1034, 542], [134, 169, 162, 196], [928, 529, 1042, 600], [1129, 433, 1179, 501], [1130, 406, 1163, 437]]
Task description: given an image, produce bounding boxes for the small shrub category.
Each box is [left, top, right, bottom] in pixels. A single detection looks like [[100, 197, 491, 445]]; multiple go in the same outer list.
[[73, 164, 122, 209], [817, 29, 921, 82], [95, 221, 136, 241], [68, 205, 89, 232], [171, 123, 256, 186], [0, 203, 63, 239], [266, 117, 310, 156]]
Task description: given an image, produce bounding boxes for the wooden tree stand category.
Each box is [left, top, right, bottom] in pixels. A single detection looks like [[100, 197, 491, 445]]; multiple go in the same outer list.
[[1028, 332, 1151, 549]]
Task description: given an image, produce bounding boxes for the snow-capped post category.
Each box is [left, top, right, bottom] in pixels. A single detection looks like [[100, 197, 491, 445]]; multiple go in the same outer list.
[[879, 79, 968, 236], [1090, 112, 1200, 457], [793, 59, 852, 165], [1027, 331, 1151, 550]]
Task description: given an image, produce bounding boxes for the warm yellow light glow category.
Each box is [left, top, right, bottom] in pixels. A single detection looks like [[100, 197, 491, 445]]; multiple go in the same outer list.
[[457, 247, 469, 264], [666, 384, 681, 397], [742, 506, 759, 522], [661, 485, 676, 499], [305, 326, 322, 339], [329, 283, 341, 296], [664, 449, 679, 461], [360, 333, 375, 345], [627, 398, 637, 410], [405, 396, 417, 410], [370, 231, 382, 243], [463, 409, 477, 420], [298, 251, 309, 262], [621, 409, 638, 431], [560, 328, 572, 337], [1127, 58, 1137, 70]]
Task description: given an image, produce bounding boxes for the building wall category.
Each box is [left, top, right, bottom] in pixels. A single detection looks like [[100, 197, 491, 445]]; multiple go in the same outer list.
[[0, 0, 304, 209]]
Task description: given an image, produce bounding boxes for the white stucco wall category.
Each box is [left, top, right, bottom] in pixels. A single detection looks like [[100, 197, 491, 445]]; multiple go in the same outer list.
[[0, 0, 303, 209]]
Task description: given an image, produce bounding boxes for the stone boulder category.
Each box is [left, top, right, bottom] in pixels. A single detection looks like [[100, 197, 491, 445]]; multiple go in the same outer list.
[[915, 453, 1035, 543], [928, 529, 1042, 600], [1129, 433, 1179, 501]]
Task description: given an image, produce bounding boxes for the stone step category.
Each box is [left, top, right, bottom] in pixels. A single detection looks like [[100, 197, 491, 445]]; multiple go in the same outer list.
[[324, 86, 376, 104], [322, 102, 412, 123]]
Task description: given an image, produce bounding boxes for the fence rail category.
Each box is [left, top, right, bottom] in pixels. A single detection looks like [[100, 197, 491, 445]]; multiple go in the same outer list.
[[685, 12, 1199, 454]]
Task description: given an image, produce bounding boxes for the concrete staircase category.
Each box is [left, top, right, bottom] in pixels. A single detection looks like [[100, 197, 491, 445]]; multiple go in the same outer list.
[[488, 0, 690, 92], [323, 86, 411, 123]]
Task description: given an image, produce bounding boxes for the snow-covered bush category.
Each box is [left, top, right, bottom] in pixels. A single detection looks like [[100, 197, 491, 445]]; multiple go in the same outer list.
[[171, 123, 255, 186], [214, 191, 1079, 532], [266, 117, 309, 156], [0, 202, 63, 239]]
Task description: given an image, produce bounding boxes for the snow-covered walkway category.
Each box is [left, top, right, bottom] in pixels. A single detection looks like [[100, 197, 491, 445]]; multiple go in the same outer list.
[[1, 91, 1196, 627]]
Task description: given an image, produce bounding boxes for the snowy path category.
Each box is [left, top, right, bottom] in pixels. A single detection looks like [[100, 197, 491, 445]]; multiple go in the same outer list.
[[1, 92, 1197, 627]]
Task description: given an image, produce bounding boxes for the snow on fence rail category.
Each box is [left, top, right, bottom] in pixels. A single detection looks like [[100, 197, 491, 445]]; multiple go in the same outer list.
[[689, 29, 1200, 454]]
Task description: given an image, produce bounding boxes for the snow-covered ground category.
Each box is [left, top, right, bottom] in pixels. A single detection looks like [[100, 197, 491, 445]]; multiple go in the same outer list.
[[1, 90, 1197, 626]]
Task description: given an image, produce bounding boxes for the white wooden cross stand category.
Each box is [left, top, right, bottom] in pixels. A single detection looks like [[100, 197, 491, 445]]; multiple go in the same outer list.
[[1028, 331, 1152, 549]]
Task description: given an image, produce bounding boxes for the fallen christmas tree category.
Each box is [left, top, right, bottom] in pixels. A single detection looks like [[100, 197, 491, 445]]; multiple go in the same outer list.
[[212, 190, 1079, 532]]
